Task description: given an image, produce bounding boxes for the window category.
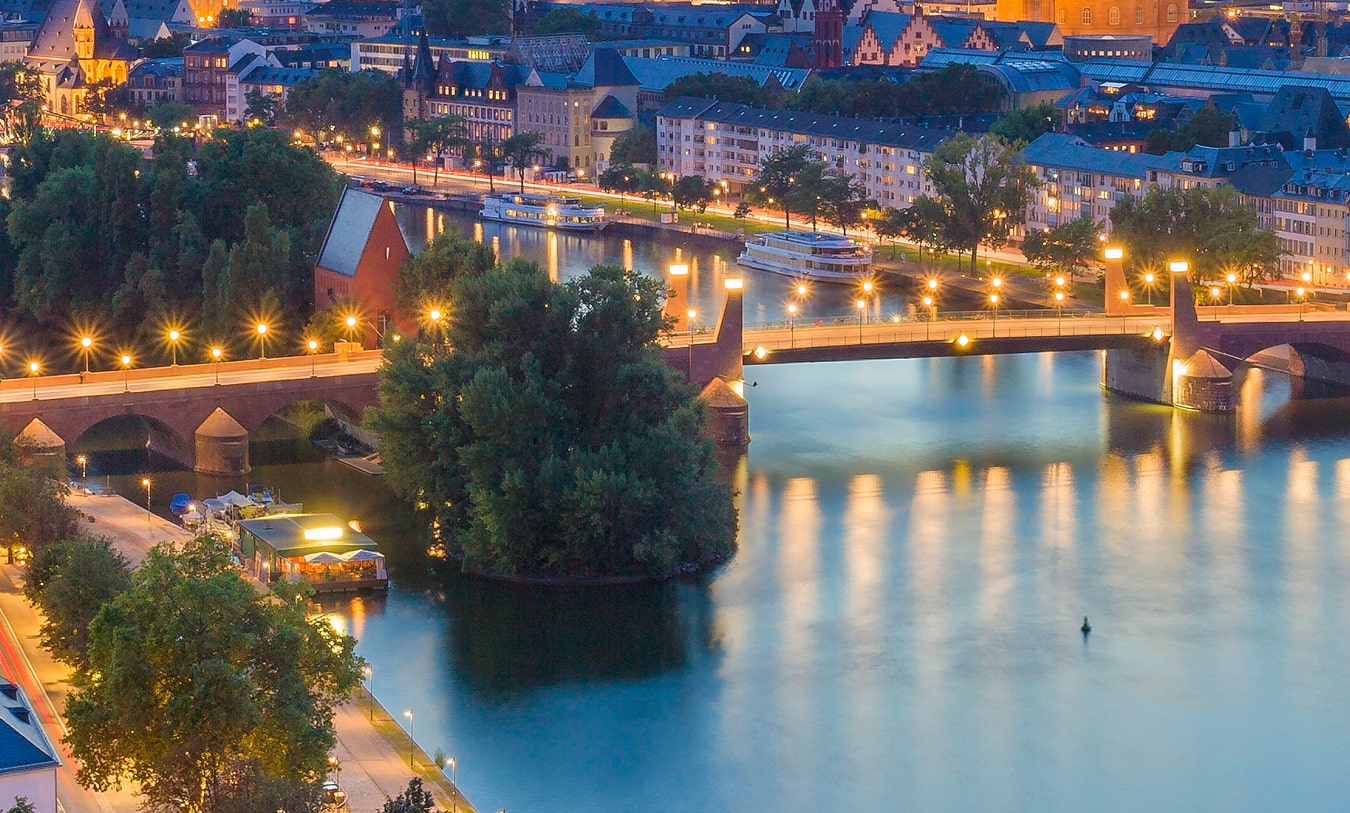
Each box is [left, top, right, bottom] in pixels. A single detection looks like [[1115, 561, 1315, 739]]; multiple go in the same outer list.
[[1081, 7, 1092, 24], [1166, 3, 1177, 20], [1135, 5, 1143, 23], [1109, 6, 1119, 24], [1057, 7, 1066, 21]]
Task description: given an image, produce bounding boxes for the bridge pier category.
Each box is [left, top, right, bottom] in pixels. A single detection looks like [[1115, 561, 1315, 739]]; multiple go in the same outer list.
[[663, 278, 750, 446], [195, 408, 250, 475]]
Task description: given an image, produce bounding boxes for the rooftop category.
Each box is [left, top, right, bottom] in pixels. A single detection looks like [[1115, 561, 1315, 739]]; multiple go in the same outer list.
[[236, 513, 378, 557]]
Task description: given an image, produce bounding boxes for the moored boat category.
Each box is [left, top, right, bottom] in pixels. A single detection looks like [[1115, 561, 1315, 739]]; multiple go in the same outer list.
[[479, 193, 606, 232], [737, 230, 873, 283], [169, 492, 192, 516]]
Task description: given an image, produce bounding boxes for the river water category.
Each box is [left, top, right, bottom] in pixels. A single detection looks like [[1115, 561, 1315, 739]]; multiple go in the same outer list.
[[81, 208, 1350, 811]]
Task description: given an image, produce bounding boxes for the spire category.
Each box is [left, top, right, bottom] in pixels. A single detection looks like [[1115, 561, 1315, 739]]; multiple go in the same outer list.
[[411, 29, 436, 93]]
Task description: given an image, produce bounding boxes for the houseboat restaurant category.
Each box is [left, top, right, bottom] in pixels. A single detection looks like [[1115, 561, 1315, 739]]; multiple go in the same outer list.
[[235, 513, 388, 592]]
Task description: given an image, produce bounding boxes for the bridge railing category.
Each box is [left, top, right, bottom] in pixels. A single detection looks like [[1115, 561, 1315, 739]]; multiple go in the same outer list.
[[740, 314, 1171, 352], [0, 348, 387, 390], [744, 310, 1163, 331]]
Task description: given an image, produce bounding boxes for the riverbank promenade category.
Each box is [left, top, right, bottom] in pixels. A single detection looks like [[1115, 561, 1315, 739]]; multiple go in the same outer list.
[[0, 492, 474, 813]]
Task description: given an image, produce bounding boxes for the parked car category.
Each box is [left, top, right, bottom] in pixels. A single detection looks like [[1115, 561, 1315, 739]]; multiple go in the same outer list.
[[321, 780, 348, 811], [371, 180, 391, 192], [401, 185, 424, 195]]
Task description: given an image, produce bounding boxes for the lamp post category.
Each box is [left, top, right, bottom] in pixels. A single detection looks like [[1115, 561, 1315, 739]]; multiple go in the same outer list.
[[855, 298, 865, 342], [76, 454, 86, 480], [1054, 290, 1065, 335], [141, 478, 151, 527], [307, 339, 319, 377], [1296, 286, 1307, 321], [403, 709, 414, 768], [922, 294, 934, 339], [787, 302, 796, 348], [1168, 260, 1190, 333], [362, 665, 373, 720], [27, 361, 39, 399], [428, 308, 444, 347], [446, 756, 458, 813], [345, 315, 359, 346], [211, 347, 222, 384], [1226, 272, 1237, 306], [121, 354, 132, 392], [255, 323, 268, 360], [989, 292, 1000, 337], [686, 309, 696, 380], [168, 329, 181, 366], [1143, 272, 1155, 306], [80, 336, 93, 374], [1209, 286, 1222, 321]]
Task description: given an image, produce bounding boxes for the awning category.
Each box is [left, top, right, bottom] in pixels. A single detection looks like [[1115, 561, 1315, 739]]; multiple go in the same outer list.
[[217, 490, 256, 507], [303, 551, 346, 564], [344, 549, 384, 562]]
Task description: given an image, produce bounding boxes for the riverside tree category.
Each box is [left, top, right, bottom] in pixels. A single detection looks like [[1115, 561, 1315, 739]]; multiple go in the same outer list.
[[925, 132, 1038, 274], [24, 536, 131, 669], [367, 253, 737, 580], [65, 536, 363, 813]]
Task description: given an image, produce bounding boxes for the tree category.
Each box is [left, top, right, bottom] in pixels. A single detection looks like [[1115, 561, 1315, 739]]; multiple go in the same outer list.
[[0, 444, 80, 563], [424, 0, 509, 38], [1020, 215, 1102, 281], [661, 72, 782, 108], [242, 88, 277, 126], [380, 778, 437, 813], [146, 101, 192, 130], [672, 175, 713, 213], [608, 123, 656, 165], [499, 130, 548, 192], [215, 7, 250, 26], [0, 62, 46, 145], [65, 536, 363, 813], [407, 115, 469, 187], [395, 226, 496, 314], [990, 101, 1058, 145], [532, 6, 601, 36], [4, 798, 36, 813], [747, 145, 823, 230], [466, 139, 497, 192], [1109, 185, 1282, 283], [139, 32, 192, 59], [25, 536, 132, 668], [367, 255, 737, 580], [598, 162, 644, 206], [788, 77, 907, 117], [281, 69, 402, 143], [925, 132, 1038, 274], [1143, 104, 1236, 155], [819, 173, 869, 235], [874, 206, 906, 256]]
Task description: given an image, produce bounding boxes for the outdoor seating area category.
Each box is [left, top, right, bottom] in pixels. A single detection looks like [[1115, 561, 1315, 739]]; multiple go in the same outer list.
[[235, 513, 388, 593]]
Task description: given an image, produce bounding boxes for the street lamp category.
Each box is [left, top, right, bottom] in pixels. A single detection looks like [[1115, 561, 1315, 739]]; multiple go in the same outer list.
[[403, 709, 414, 768], [1054, 290, 1065, 334], [787, 302, 797, 348], [255, 323, 268, 359], [855, 298, 865, 342], [686, 309, 696, 380], [1226, 272, 1237, 306], [1142, 271, 1156, 305], [445, 756, 458, 813], [142, 478, 151, 526], [76, 454, 86, 480], [989, 292, 1000, 336], [80, 335, 93, 374], [922, 294, 934, 339], [1296, 286, 1307, 321], [168, 329, 181, 366], [344, 315, 359, 345], [363, 665, 373, 720], [27, 360, 38, 399], [211, 347, 222, 384], [121, 354, 132, 392], [307, 339, 319, 377]]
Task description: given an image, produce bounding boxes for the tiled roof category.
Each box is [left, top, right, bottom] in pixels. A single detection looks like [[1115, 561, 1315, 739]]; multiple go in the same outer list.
[[622, 53, 811, 91], [591, 93, 631, 118], [657, 95, 959, 150], [317, 188, 398, 277], [27, 0, 133, 65], [1018, 132, 1173, 177], [0, 678, 60, 776]]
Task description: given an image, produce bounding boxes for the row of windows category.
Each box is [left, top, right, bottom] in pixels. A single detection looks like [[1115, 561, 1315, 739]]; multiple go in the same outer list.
[[1059, 4, 1177, 24]]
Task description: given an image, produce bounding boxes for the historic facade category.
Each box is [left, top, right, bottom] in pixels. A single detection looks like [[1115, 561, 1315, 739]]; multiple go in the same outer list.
[[993, 0, 1181, 44], [25, 0, 136, 116]]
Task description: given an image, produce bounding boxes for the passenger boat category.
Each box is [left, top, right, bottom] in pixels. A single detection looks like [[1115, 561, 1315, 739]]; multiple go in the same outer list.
[[479, 193, 606, 232], [169, 492, 192, 516], [737, 230, 873, 282]]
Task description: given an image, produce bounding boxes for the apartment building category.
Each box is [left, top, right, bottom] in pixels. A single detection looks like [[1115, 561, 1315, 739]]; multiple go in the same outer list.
[[656, 96, 955, 206]]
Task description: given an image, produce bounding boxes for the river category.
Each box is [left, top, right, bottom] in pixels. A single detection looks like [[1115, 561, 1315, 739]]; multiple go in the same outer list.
[[79, 208, 1350, 812]]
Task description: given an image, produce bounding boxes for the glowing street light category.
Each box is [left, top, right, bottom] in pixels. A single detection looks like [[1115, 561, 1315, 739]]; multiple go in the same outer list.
[[1296, 286, 1307, 321], [27, 360, 39, 399], [255, 323, 269, 359], [445, 756, 458, 813], [141, 477, 152, 526], [362, 664, 373, 720], [344, 314, 359, 344], [79, 335, 93, 374], [922, 294, 935, 339], [211, 346, 222, 384], [787, 302, 797, 348], [121, 354, 132, 392], [1226, 272, 1237, 306], [307, 338, 319, 377], [403, 709, 414, 768], [167, 329, 182, 366], [76, 454, 86, 479], [1054, 290, 1065, 334], [989, 292, 1001, 337], [855, 298, 865, 342], [1142, 271, 1156, 305]]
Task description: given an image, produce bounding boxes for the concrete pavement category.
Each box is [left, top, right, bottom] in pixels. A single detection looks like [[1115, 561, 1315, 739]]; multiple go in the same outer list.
[[0, 493, 478, 813]]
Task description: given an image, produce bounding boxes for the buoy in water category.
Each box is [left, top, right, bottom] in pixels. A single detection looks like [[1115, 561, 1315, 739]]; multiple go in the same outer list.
[[1081, 616, 1092, 634]]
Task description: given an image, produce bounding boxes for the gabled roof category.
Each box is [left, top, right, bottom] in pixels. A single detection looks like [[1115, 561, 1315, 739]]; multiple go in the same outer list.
[[0, 678, 60, 776], [1019, 132, 1173, 178], [864, 11, 909, 50], [1257, 84, 1350, 150], [27, 0, 134, 66], [316, 188, 406, 277], [623, 53, 811, 91], [575, 47, 638, 88], [591, 93, 631, 118]]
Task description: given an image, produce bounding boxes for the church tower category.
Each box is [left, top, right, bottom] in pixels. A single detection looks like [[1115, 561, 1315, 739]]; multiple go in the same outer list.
[[72, 0, 95, 62], [813, 0, 843, 68], [402, 30, 437, 130]]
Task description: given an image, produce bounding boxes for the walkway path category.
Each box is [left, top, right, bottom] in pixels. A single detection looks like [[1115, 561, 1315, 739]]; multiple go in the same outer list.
[[0, 493, 477, 813]]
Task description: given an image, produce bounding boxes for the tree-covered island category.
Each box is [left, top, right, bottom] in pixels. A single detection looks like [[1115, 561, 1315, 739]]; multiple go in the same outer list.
[[368, 235, 738, 581]]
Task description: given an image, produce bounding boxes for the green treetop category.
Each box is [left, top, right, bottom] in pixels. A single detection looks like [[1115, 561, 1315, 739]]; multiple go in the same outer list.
[[368, 251, 737, 580]]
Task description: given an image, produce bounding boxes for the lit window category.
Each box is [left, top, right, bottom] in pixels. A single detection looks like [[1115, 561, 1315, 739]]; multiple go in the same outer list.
[[1081, 7, 1092, 24]]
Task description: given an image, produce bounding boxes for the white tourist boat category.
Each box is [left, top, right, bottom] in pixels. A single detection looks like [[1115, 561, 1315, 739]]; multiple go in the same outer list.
[[479, 193, 606, 232], [736, 230, 873, 282]]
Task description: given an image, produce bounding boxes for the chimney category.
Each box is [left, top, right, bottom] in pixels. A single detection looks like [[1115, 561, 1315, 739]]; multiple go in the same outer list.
[[1228, 124, 1240, 148]]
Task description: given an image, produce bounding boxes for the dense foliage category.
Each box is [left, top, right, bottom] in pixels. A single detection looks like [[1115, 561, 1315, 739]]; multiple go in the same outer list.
[[0, 441, 80, 562], [532, 6, 602, 36], [25, 536, 132, 668], [1144, 105, 1236, 155], [662, 72, 782, 108], [65, 536, 363, 813], [1021, 216, 1102, 281], [923, 132, 1039, 274], [424, 0, 511, 38], [608, 123, 657, 165], [0, 128, 338, 366], [1109, 185, 1282, 283], [990, 101, 1059, 145], [746, 145, 869, 233], [368, 250, 737, 580], [281, 69, 403, 143]]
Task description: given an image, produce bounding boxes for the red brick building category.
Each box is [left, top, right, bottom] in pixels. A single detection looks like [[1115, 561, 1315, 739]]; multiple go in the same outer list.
[[314, 188, 414, 347]]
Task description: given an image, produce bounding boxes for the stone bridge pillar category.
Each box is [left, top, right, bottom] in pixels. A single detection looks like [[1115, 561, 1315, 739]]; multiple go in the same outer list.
[[16, 418, 66, 478], [195, 408, 249, 475]]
